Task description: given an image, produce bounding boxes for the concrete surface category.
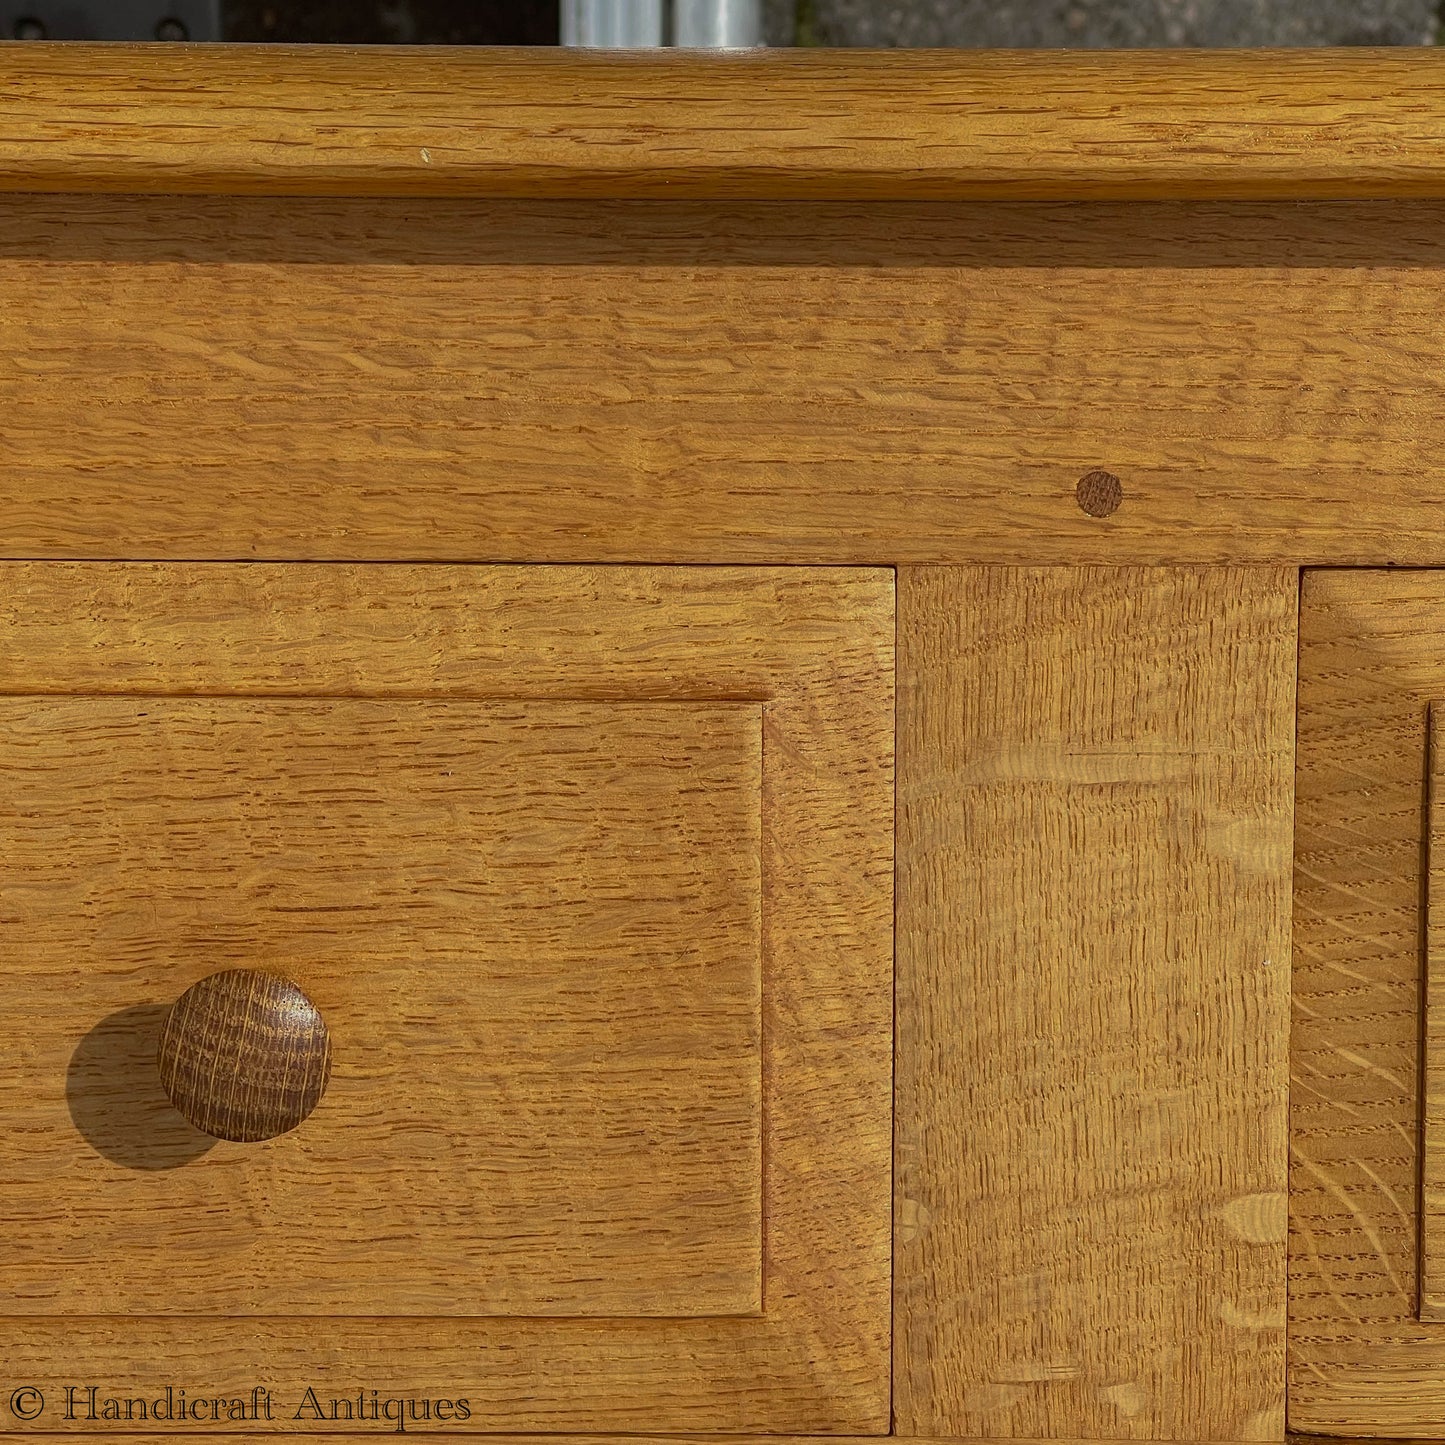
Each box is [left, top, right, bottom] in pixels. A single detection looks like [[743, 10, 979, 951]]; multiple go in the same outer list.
[[763, 0, 795, 43], [805, 0, 1439, 47]]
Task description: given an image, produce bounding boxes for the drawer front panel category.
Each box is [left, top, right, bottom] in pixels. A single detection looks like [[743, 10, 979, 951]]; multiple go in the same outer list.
[[1293, 569, 1445, 1433], [0, 563, 893, 1434]]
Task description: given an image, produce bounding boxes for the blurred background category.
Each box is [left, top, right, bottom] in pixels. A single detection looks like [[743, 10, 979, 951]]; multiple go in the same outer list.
[[0, 0, 1437, 48]]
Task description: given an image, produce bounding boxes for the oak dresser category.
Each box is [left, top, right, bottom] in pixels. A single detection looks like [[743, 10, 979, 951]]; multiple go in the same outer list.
[[0, 40, 1439, 1445]]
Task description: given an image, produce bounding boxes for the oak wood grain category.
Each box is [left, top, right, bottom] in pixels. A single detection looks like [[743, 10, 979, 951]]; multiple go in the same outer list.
[[1290, 569, 1445, 1434], [3, 195, 1445, 566], [895, 566, 1295, 1440], [0, 1438, 1283, 1443], [158, 969, 333, 1144], [0, 562, 893, 1433], [0, 1433, 1277, 1445], [1, 46, 1444, 200], [9, 696, 761, 1317], [1419, 707, 1445, 1323]]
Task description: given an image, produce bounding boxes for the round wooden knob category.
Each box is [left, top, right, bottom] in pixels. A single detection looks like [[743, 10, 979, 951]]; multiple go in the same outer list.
[[157, 969, 331, 1143]]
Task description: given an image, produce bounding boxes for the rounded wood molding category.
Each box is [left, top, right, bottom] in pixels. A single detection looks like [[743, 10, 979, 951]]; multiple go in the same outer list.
[[157, 968, 332, 1143], [2, 46, 1445, 200]]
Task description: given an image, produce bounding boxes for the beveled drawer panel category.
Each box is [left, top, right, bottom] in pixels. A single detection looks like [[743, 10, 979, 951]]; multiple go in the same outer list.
[[8, 696, 761, 1318]]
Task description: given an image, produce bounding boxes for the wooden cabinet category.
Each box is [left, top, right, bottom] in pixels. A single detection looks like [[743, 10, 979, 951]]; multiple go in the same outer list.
[[10, 39, 1445, 1445]]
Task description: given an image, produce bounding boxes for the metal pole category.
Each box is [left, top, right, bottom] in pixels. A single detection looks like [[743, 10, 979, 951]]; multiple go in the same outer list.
[[561, 0, 665, 45], [673, 0, 762, 46]]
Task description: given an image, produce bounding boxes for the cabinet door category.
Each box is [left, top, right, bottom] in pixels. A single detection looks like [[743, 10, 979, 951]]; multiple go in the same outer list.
[[0, 563, 893, 1434], [1294, 568, 1445, 1434]]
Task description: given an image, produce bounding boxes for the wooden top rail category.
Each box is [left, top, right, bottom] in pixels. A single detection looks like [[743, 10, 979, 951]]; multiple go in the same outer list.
[[2, 43, 1445, 199]]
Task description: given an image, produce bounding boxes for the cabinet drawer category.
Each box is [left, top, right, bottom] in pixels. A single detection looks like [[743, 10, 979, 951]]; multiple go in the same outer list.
[[1293, 568, 1445, 1434], [0, 562, 894, 1434]]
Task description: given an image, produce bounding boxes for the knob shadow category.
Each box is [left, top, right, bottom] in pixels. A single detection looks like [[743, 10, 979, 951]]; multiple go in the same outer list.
[[67, 1004, 217, 1170]]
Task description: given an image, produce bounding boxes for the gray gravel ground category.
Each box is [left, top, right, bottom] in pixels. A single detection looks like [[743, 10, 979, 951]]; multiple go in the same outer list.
[[800, 0, 1439, 47]]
